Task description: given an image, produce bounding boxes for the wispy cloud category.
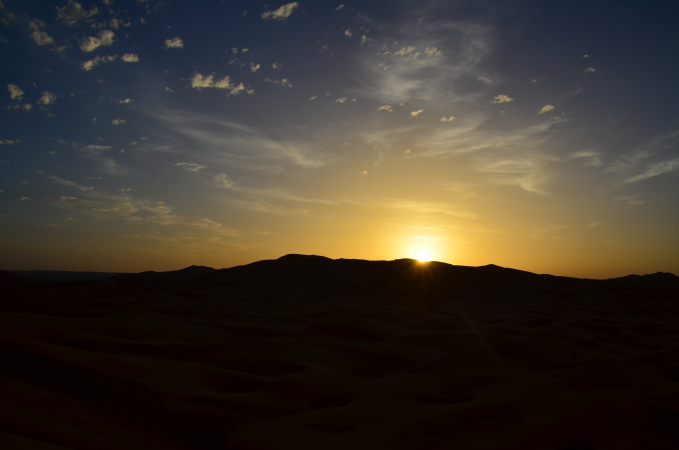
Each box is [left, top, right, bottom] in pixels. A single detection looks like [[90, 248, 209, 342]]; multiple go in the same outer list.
[[144, 110, 334, 171], [175, 162, 206, 172], [538, 104, 554, 114], [583, 67, 596, 74], [410, 109, 423, 117], [44, 173, 239, 237], [440, 116, 454, 122], [261, 2, 300, 20]]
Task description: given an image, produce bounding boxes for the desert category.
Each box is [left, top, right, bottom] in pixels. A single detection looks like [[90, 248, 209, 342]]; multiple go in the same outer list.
[[2, 254, 679, 449]]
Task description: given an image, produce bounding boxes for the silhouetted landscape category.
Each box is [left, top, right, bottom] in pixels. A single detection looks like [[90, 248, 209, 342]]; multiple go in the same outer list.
[[2, 255, 679, 449]]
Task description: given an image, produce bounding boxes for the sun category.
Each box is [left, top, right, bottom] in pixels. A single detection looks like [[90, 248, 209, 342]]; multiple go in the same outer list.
[[414, 249, 431, 262]]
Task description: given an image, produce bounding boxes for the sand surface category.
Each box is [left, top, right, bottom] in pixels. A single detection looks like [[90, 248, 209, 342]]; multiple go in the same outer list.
[[2, 255, 679, 449]]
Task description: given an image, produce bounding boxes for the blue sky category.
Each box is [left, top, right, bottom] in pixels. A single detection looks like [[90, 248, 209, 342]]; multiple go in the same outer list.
[[1, 0, 678, 277]]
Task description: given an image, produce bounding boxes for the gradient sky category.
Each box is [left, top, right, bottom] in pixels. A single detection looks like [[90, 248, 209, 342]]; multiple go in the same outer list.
[[1, 0, 678, 277]]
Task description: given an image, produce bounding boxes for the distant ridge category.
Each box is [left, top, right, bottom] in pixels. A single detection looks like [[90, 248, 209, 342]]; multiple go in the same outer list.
[[99, 255, 679, 303]]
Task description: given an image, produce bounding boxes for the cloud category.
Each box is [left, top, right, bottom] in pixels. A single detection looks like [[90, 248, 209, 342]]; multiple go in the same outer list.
[[490, 94, 514, 104], [614, 196, 643, 207], [28, 19, 54, 46], [121, 53, 139, 62], [0, 139, 20, 145], [20, 196, 32, 201], [583, 67, 596, 73], [261, 2, 300, 20], [440, 116, 454, 122], [79, 29, 114, 52], [81, 54, 117, 70], [410, 109, 423, 117], [538, 104, 554, 114], [118, 98, 133, 103], [164, 37, 184, 49], [45, 174, 239, 237], [112, 119, 125, 125], [38, 91, 57, 105], [335, 97, 347, 103], [250, 62, 261, 72], [624, 158, 679, 184], [213, 173, 236, 188], [378, 105, 393, 113], [7, 83, 23, 101], [190, 72, 250, 96], [265, 78, 293, 88], [360, 20, 492, 106], [175, 162, 206, 172], [55, 0, 98, 26], [335, 4, 345, 11], [144, 110, 333, 171], [344, 29, 352, 37], [309, 95, 317, 100]]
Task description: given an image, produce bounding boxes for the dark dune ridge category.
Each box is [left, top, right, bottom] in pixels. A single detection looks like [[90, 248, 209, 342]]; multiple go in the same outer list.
[[2, 255, 679, 449]]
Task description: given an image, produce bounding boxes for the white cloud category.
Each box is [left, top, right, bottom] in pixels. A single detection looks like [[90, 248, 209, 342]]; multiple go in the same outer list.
[[174, 162, 206, 172], [360, 35, 367, 46], [410, 109, 423, 117], [344, 29, 352, 37], [7, 84, 23, 101], [309, 95, 317, 100], [121, 53, 139, 62], [112, 118, 125, 125], [335, 97, 347, 103], [164, 37, 184, 49], [261, 2, 300, 20], [0, 139, 20, 145], [491, 94, 514, 104], [538, 104, 554, 114], [79, 29, 115, 52], [583, 66, 596, 73], [250, 62, 261, 72], [378, 104, 393, 113], [335, 4, 345, 10], [118, 98, 133, 103], [190, 72, 250, 96], [28, 19, 54, 46], [440, 116, 454, 122], [38, 91, 57, 105], [81, 54, 117, 70], [55, 0, 98, 26]]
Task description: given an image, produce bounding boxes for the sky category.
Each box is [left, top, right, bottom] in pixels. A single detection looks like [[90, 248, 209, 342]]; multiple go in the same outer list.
[[1, 0, 678, 278]]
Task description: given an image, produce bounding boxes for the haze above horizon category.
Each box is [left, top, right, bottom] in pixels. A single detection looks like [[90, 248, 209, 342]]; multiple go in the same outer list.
[[1, 0, 678, 278]]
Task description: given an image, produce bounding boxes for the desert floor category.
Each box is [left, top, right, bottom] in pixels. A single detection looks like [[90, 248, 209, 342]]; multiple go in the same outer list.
[[2, 256, 679, 449]]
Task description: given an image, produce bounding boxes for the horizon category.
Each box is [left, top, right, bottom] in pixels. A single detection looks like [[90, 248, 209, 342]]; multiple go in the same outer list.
[[4, 253, 678, 280], [1, 1, 678, 279]]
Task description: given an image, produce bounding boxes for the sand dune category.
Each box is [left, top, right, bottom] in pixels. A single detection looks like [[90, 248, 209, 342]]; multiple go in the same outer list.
[[2, 255, 679, 449]]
